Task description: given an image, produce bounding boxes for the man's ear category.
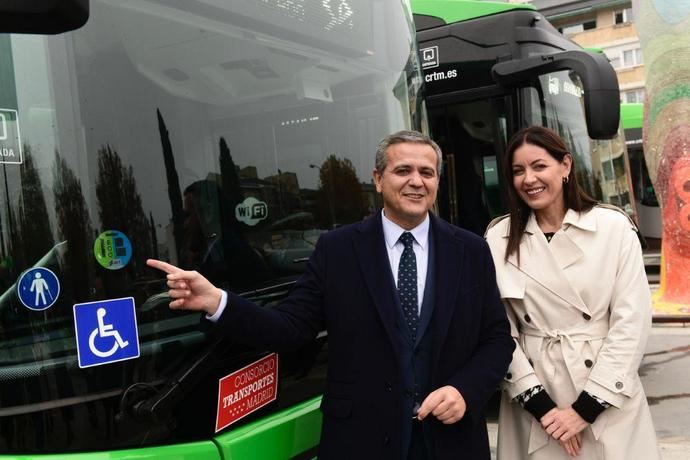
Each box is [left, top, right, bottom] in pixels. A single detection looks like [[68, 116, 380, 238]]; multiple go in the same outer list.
[[373, 169, 383, 193]]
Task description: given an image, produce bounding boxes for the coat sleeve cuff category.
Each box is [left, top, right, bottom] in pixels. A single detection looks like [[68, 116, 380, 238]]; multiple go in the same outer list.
[[572, 391, 607, 424], [523, 390, 557, 421], [504, 373, 542, 400], [582, 378, 626, 408]]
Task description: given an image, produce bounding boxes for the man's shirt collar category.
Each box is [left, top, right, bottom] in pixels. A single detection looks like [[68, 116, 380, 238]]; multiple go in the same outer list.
[[381, 210, 429, 251]]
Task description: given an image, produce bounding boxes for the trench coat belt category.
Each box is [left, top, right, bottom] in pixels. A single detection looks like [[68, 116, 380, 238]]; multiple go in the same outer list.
[[521, 319, 609, 386]]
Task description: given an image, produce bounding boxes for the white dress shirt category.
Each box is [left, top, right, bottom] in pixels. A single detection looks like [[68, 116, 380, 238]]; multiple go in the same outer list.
[[381, 210, 429, 314]]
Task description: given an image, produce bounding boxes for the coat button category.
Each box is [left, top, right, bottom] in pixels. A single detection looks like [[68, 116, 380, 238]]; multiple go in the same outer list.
[[506, 372, 512, 380], [582, 313, 592, 320], [524, 314, 531, 323], [384, 381, 392, 392], [615, 381, 624, 390], [584, 359, 593, 368]]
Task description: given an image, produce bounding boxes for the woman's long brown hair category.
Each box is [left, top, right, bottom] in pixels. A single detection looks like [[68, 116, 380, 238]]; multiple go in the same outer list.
[[502, 126, 597, 263]]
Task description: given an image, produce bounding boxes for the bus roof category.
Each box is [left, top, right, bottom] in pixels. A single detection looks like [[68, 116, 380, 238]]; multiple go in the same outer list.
[[621, 103, 643, 129], [412, 0, 535, 25]]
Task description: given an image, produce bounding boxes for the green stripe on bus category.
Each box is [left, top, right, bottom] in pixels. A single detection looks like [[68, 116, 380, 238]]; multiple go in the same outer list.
[[0, 441, 221, 459], [214, 396, 322, 459], [412, 0, 534, 25], [0, 396, 323, 459], [621, 103, 643, 130]]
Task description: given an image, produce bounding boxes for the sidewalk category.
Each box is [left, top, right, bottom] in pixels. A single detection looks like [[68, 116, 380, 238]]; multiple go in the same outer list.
[[487, 423, 690, 459]]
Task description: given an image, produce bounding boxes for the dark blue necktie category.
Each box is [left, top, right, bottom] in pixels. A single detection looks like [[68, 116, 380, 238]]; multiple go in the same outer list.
[[398, 232, 419, 341]]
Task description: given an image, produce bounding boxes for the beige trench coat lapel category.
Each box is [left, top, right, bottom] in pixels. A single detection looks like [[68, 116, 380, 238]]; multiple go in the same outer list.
[[504, 212, 591, 316]]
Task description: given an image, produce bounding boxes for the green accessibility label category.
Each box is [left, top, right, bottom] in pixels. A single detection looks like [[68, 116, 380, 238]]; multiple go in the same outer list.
[[94, 230, 132, 270]]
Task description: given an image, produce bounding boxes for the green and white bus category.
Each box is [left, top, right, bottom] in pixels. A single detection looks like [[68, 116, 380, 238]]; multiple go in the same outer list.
[[0, 1, 423, 458], [413, 0, 634, 233], [621, 102, 660, 239]]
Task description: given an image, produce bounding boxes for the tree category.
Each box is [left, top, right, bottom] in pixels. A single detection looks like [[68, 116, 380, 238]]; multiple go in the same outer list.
[[95, 144, 151, 276], [314, 155, 367, 228], [219, 136, 244, 232], [157, 109, 184, 259], [219, 138, 242, 207], [16, 146, 54, 266], [149, 211, 159, 260], [53, 150, 93, 301]]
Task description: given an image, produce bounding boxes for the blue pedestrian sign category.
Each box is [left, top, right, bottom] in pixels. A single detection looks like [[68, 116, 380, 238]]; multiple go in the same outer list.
[[73, 297, 140, 368], [17, 267, 60, 311]]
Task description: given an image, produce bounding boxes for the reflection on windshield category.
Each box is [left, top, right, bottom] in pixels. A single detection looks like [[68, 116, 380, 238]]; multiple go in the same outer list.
[[527, 71, 636, 215], [0, 0, 423, 453]]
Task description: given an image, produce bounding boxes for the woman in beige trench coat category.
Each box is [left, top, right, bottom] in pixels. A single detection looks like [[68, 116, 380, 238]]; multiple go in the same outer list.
[[485, 126, 660, 460]]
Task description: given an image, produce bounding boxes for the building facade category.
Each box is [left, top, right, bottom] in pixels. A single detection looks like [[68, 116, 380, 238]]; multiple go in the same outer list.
[[517, 0, 644, 103]]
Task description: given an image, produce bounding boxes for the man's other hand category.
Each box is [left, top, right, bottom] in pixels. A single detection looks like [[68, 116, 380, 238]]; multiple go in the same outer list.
[[417, 385, 466, 424], [146, 259, 222, 316]]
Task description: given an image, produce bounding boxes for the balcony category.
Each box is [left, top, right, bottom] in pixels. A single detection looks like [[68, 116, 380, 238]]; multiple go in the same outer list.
[[566, 22, 637, 47]]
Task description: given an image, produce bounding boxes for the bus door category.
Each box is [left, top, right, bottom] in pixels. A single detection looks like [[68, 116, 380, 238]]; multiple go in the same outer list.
[[427, 93, 515, 234]]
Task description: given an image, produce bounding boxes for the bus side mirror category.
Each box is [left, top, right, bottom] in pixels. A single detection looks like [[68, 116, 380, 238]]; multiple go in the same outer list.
[[492, 50, 620, 140], [0, 0, 89, 34]]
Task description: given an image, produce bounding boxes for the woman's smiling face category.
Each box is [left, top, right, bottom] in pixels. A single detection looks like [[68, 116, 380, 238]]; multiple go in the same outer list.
[[511, 142, 572, 213]]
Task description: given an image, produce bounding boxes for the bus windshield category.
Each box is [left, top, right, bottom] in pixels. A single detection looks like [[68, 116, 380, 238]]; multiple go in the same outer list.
[[0, 0, 424, 454], [524, 70, 636, 215]]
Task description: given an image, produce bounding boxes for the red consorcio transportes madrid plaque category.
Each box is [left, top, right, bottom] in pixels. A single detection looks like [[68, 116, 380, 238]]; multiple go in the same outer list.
[[215, 353, 279, 432]]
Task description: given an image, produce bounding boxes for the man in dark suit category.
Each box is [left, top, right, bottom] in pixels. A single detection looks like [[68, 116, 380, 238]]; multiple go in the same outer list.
[[148, 130, 514, 459]]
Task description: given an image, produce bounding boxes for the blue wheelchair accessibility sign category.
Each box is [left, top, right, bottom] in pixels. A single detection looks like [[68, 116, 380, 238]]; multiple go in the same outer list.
[[73, 297, 140, 368]]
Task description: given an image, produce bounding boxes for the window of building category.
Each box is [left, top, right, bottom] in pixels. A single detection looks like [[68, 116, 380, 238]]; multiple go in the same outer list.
[[615, 7, 634, 24], [622, 48, 643, 67], [623, 89, 645, 103], [559, 19, 597, 36]]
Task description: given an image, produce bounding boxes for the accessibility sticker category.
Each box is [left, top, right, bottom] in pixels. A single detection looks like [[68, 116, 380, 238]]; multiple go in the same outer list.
[[73, 297, 140, 368], [215, 353, 278, 432], [94, 230, 132, 270], [16, 267, 60, 311]]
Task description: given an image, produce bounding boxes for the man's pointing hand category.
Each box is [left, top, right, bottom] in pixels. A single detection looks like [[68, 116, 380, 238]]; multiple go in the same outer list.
[[147, 259, 222, 316]]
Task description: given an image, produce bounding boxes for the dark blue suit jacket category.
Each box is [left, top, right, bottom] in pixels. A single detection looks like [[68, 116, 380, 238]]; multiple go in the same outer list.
[[218, 212, 514, 459]]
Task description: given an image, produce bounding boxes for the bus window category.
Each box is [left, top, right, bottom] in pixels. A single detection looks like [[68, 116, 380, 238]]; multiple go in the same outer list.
[[523, 71, 636, 216]]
